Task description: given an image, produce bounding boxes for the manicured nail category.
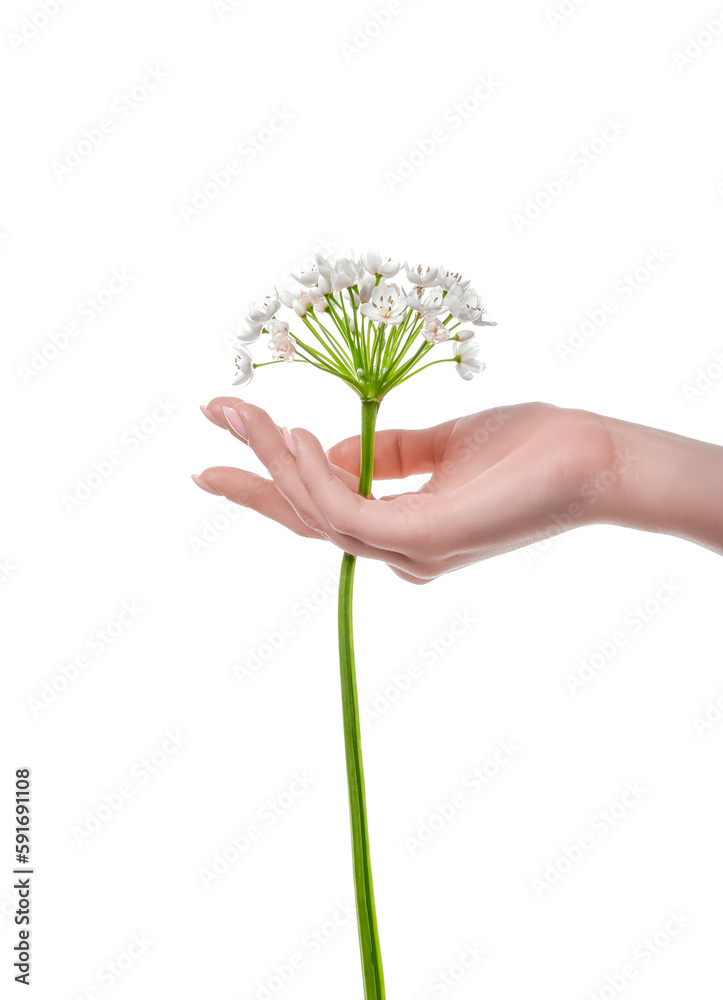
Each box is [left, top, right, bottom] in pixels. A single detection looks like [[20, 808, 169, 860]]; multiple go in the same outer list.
[[282, 426, 296, 456], [191, 474, 222, 496], [200, 405, 217, 424], [223, 406, 248, 440]]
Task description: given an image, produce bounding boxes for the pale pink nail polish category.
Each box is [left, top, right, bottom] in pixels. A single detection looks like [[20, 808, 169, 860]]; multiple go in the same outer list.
[[200, 405, 217, 424], [191, 474, 223, 496], [223, 406, 248, 440], [282, 426, 296, 456]]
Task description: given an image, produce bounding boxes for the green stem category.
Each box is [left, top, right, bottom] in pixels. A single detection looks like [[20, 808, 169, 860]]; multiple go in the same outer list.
[[338, 398, 385, 1000]]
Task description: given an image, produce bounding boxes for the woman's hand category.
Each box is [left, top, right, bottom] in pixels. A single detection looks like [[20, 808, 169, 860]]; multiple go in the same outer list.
[[193, 398, 649, 583]]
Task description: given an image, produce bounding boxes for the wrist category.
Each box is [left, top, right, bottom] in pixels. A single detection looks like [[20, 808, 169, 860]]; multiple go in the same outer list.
[[596, 413, 723, 554]]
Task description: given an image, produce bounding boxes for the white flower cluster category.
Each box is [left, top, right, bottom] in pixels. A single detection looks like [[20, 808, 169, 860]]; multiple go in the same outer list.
[[231, 250, 496, 396]]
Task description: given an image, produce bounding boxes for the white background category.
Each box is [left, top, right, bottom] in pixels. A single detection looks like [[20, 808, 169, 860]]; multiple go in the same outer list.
[[2, 0, 722, 997]]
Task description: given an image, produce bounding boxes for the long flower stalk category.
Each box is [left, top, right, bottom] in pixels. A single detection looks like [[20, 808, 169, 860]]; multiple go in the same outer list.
[[338, 398, 384, 998], [225, 250, 496, 997]]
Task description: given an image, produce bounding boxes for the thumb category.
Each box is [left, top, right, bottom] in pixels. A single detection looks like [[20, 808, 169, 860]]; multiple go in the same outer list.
[[326, 435, 361, 476]]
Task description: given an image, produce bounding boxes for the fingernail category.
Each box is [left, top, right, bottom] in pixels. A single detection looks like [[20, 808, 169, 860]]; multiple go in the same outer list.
[[223, 406, 248, 440], [200, 405, 216, 424], [191, 474, 222, 496], [282, 426, 296, 456]]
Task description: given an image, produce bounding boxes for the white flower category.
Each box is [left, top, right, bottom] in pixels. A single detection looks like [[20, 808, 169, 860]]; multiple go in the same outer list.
[[358, 276, 375, 303], [232, 348, 254, 385], [445, 284, 496, 326], [421, 316, 450, 344], [292, 266, 323, 288], [231, 250, 495, 392], [271, 335, 297, 361], [290, 262, 332, 293], [266, 319, 290, 344], [266, 315, 295, 355], [360, 282, 409, 325], [290, 290, 326, 316], [454, 340, 485, 380], [405, 263, 439, 287], [235, 322, 262, 344], [330, 257, 363, 291], [443, 282, 466, 317], [314, 253, 333, 278], [410, 286, 445, 316], [438, 267, 470, 292], [363, 250, 401, 277], [247, 294, 280, 326]]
